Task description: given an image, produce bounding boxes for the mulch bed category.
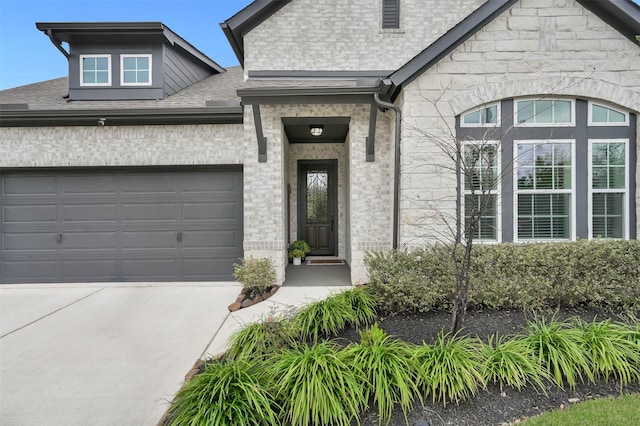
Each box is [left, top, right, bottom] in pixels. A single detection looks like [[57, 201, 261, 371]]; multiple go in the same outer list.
[[335, 307, 640, 426]]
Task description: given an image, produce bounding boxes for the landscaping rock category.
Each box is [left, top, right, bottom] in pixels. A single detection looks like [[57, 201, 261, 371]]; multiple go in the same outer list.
[[228, 302, 241, 312], [253, 295, 264, 304], [240, 287, 249, 295], [241, 299, 254, 308], [270, 286, 279, 295]]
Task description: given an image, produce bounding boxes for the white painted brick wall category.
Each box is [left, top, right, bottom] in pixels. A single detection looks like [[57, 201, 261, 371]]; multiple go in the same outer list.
[[0, 124, 244, 167], [400, 0, 640, 247], [244, 0, 484, 73], [242, 103, 394, 284]]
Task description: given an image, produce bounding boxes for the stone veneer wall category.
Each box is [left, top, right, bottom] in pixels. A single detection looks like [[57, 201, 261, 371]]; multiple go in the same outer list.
[[399, 0, 640, 247], [244, 0, 483, 73], [242, 103, 395, 285], [0, 124, 244, 167]]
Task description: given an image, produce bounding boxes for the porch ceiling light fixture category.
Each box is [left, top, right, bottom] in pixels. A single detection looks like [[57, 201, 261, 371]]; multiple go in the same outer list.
[[309, 125, 324, 136]]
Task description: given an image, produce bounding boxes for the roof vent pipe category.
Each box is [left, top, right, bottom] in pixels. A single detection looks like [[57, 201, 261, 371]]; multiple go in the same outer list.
[[374, 92, 401, 250]]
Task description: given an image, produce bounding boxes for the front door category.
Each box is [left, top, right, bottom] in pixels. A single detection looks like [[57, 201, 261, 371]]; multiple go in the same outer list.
[[298, 160, 337, 256]]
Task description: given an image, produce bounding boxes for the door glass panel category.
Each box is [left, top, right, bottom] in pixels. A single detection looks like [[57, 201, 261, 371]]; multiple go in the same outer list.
[[306, 170, 328, 223]]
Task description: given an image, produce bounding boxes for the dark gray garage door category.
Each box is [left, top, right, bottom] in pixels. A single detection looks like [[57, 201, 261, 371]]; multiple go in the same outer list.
[[0, 167, 243, 283]]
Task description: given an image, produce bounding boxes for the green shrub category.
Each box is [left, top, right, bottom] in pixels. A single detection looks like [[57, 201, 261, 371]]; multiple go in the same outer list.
[[414, 331, 485, 405], [523, 315, 592, 390], [227, 305, 300, 361], [343, 324, 421, 425], [268, 341, 366, 426], [480, 334, 546, 391], [295, 292, 355, 342], [365, 240, 640, 312], [232, 257, 276, 292], [576, 318, 640, 388], [334, 287, 378, 328], [166, 358, 278, 426], [364, 249, 453, 313]]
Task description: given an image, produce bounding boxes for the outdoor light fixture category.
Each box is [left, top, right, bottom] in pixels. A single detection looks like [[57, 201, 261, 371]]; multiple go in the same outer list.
[[309, 125, 323, 136]]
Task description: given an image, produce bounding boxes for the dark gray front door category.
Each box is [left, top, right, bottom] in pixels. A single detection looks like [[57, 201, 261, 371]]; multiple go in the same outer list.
[[0, 167, 243, 283], [297, 160, 337, 256]]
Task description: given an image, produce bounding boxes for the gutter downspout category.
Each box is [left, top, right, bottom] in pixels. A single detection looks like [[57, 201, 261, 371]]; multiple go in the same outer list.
[[45, 30, 69, 59], [374, 91, 401, 250]]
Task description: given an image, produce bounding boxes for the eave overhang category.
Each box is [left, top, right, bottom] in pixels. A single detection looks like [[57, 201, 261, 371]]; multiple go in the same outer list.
[[386, 0, 640, 102], [238, 83, 390, 105], [387, 0, 518, 101], [35, 22, 225, 73], [220, 0, 292, 67], [0, 106, 243, 127], [576, 0, 640, 43]]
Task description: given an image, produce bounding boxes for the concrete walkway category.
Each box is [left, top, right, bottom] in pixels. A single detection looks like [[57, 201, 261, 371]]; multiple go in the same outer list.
[[0, 282, 350, 426]]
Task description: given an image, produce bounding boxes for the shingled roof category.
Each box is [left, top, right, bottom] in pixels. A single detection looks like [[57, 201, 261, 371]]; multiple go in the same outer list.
[[0, 67, 245, 126]]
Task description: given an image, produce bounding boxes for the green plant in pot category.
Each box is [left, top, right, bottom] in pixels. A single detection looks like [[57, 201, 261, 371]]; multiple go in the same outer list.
[[288, 240, 311, 265]]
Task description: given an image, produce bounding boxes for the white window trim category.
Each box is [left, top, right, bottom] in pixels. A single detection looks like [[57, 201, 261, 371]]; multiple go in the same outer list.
[[513, 139, 577, 242], [460, 103, 501, 128], [79, 54, 111, 87], [514, 98, 576, 128], [587, 101, 629, 127], [462, 140, 502, 243], [120, 54, 153, 86], [587, 139, 629, 240]]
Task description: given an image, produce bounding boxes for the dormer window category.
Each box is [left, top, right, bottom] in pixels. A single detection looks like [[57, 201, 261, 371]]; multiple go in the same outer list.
[[121, 54, 152, 86], [80, 55, 111, 86]]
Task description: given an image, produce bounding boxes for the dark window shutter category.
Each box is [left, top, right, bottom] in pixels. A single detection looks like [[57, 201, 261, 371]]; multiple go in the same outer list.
[[382, 0, 400, 29]]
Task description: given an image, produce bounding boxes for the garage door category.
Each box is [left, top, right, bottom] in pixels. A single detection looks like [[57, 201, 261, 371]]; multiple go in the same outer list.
[[0, 167, 243, 283]]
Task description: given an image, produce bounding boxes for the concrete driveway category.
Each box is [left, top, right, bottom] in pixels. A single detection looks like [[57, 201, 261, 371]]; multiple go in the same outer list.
[[0, 282, 241, 426]]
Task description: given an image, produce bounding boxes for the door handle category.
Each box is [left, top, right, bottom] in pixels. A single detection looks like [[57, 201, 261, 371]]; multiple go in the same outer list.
[[331, 219, 334, 232], [57, 233, 63, 244], [177, 231, 182, 243]]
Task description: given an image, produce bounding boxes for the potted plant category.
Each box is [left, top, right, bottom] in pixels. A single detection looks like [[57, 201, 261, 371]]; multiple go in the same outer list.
[[288, 240, 311, 265]]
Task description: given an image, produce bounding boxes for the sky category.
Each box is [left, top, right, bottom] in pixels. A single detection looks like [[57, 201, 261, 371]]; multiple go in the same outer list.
[[1, 0, 639, 90], [0, 0, 253, 90]]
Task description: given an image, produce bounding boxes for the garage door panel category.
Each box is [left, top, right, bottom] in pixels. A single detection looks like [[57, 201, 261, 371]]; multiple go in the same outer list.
[[3, 232, 58, 250], [1, 168, 243, 283], [3, 260, 59, 282], [122, 175, 177, 194], [182, 230, 239, 249], [3, 204, 58, 223], [122, 231, 179, 249], [60, 175, 118, 194], [183, 202, 238, 221], [62, 259, 119, 279], [178, 172, 238, 193], [122, 203, 178, 222], [62, 232, 118, 250], [62, 204, 118, 223], [122, 259, 178, 278], [182, 258, 236, 280], [2, 175, 57, 195]]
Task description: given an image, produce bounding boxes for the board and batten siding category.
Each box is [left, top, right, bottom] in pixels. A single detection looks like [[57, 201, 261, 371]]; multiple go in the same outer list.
[[163, 44, 214, 98]]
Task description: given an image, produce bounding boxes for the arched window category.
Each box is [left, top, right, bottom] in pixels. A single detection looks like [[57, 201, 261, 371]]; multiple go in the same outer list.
[[457, 98, 635, 242]]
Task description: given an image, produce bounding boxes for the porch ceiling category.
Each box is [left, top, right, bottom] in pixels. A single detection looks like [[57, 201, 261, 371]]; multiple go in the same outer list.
[[282, 116, 350, 143]]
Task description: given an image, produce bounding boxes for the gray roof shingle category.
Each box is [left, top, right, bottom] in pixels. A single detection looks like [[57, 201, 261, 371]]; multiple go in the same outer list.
[[0, 66, 244, 111]]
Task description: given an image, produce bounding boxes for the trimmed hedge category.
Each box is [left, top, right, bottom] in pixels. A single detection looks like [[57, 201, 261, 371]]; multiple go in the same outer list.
[[365, 240, 640, 312]]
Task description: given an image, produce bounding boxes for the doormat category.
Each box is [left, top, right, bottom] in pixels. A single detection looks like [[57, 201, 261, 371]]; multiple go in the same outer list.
[[306, 259, 346, 265]]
